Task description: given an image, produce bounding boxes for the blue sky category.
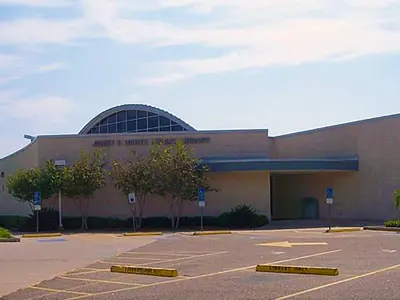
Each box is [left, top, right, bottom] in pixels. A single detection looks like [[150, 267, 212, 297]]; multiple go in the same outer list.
[[0, 0, 400, 158]]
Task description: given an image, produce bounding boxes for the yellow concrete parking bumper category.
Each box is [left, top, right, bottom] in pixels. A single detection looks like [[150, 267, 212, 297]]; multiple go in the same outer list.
[[193, 230, 232, 236], [110, 265, 179, 277], [256, 264, 339, 276], [123, 232, 163, 236], [22, 233, 62, 238], [325, 227, 362, 233], [363, 226, 400, 232]]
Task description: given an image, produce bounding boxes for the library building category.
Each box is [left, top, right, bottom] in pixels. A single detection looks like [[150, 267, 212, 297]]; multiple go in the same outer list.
[[1, 104, 399, 222]]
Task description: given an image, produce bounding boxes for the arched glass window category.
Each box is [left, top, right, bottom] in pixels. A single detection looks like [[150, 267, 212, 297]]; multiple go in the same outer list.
[[86, 109, 190, 134]]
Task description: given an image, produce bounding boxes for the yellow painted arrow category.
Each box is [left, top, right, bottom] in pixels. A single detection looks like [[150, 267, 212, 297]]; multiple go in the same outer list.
[[257, 241, 328, 248]]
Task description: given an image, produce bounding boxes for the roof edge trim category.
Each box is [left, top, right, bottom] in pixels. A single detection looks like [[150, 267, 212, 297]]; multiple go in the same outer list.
[[273, 112, 400, 139], [0, 138, 38, 162], [36, 129, 269, 139]]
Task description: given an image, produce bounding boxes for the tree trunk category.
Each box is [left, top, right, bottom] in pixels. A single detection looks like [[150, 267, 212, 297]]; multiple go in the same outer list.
[[83, 199, 90, 230], [130, 205, 136, 231], [175, 215, 180, 229], [75, 198, 90, 230], [138, 193, 147, 229], [132, 214, 136, 232], [74, 199, 84, 230], [81, 215, 86, 230], [169, 198, 175, 229], [175, 199, 184, 229]]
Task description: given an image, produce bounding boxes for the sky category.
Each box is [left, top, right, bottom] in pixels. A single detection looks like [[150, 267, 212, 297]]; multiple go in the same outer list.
[[0, 0, 400, 158]]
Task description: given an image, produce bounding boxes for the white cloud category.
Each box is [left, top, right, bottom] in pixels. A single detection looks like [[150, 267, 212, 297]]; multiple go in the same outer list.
[[0, 57, 68, 85], [0, 0, 72, 7], [0, 54, 25, 84], [0, 91, 75, 124], [0, 53, 24, 69], [35, 61, 68, 73], [11, 95, 74, 123], [0, 0, 399, 84], [0, 19, 96, 46], [138, 17, 400, 84], [343, 0, 397, 8]]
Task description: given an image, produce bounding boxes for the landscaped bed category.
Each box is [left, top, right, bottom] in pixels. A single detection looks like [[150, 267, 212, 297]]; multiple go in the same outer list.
[[0, 227, 20, 242], [384, 220, 400, 227]]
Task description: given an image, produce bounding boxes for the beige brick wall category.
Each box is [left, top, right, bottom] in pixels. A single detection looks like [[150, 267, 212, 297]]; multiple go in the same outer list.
[[2, 130, 272, 218], [0, 141, 39, 216], [2, 114, 400, 222], [45, 171, 271, 220], [36, 130, 271, 165], [271, 116, 400, 221]]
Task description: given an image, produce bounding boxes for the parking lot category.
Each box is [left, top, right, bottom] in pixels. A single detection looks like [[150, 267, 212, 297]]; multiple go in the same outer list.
[[0, 233, 157, 297], [2, 228, 400, 300]]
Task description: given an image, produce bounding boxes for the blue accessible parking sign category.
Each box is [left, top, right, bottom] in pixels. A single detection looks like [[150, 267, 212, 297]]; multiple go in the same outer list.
[[33, 191, 41, 205], [198, 187, 205, 207], [326, 188, 333, 199]]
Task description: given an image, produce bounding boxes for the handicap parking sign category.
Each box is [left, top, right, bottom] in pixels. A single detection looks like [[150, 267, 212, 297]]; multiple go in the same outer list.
[[326, 188, 333, 199], [33, 191, 41, 205]]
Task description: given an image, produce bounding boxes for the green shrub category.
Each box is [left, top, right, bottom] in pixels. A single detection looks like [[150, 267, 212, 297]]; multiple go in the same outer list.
[[140, 217, 171, 229], [217, 212, 230, 227], [384, 220, 400, 227], [0, 205, 269, 231], [224, 204, 262, 228], [25, 207, 59, 231], [0, 216, 29, 231], [62, 217, 83, 230], [255, 214, 269, 227], [87, 217, 129, 229], [0, 227, 11, 238], [179, 216, 219, 228]]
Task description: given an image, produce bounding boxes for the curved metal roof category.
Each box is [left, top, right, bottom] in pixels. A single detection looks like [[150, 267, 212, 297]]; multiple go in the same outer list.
[[79, 104, 196, 134]]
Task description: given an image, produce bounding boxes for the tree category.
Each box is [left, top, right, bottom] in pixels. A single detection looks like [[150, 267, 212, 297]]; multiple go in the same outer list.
[[151, 140, 215, 229], [62, 150, 107, 230], [110, 150, 155, 230], [6, 161, 59, 212]]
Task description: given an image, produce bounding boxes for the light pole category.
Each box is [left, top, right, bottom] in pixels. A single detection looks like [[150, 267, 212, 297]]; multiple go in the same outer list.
[[24, 134, 36, 142], [54, 160, 66, 229]]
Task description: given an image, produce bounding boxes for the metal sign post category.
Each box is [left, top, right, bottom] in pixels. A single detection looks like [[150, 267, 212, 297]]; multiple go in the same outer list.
[[128, 192, 136, 232], [54, 160, 66, 229], [198, 187, 205, 231], [33, 191, 42, 233], [326, 188, 333, 231]]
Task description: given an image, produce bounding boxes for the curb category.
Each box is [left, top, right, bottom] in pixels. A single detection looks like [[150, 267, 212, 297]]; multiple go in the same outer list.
[[363, 226, 400, 232], [325, 227, 362, 233], [193, 230, 232, 236], [256, 264, 339, 276], [0, 237, 21, 243], [22, 233, 62, 238], [110, 265, 179, 277], [123, 232, 163, 237]]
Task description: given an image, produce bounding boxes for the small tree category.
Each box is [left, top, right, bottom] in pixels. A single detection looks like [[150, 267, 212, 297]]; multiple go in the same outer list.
[[7, 161, 59, 212], [110, 150, 155, 230], [394, 189, 400, 211], [149, 142, 174, 228], [62, 150, 107, 230], [151, 140, 215, 229]]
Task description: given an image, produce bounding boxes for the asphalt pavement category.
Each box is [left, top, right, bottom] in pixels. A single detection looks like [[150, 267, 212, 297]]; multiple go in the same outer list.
[[1, 228, 400, 300]]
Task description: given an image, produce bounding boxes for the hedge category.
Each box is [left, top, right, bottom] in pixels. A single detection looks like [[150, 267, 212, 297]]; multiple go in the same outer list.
[[384, 220, 400, 227], [0, 205, 269, 231]]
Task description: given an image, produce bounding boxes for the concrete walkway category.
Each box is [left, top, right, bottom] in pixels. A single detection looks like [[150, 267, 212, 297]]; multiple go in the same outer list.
[[0, 233, 159, 297], [261, 219, 384, 230]]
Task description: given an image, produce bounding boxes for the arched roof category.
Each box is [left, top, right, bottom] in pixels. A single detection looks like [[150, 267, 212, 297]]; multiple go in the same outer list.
[[79, 104, 196, 134]]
